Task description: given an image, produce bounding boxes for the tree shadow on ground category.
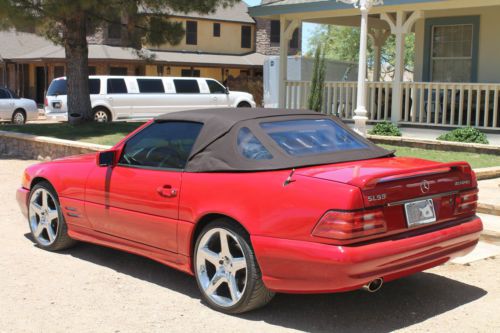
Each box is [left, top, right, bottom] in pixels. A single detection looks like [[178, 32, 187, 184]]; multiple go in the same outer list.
[[24, 233, 487, 332]]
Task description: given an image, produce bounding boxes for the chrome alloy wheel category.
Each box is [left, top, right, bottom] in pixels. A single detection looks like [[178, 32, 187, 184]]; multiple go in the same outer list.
[[196, 228, 248, 308], [13, 111, 25, 124], [94, 110, 109, 122], [29, 188, 59, 246]]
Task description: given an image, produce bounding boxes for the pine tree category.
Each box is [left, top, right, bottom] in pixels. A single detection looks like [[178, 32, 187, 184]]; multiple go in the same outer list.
[[0, 0, 239, 124], [308, 45, 326, 112]]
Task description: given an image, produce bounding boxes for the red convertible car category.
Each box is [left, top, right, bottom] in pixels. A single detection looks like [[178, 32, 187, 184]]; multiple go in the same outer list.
[[17, 108, 482, 313]]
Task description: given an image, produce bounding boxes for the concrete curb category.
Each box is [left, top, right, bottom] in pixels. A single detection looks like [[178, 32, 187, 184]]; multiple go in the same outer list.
[[474, 166, 500, 180], [477, 203, 500, 217]]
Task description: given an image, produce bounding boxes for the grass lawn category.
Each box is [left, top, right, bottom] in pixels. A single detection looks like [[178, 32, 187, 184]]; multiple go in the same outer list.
[[0, 122, 145, 146], [381, 144, 500, 169]]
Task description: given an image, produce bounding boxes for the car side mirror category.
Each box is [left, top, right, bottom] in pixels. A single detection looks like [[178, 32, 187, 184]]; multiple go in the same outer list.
[[97, 150, 117, 167], [224, 87, 230, 95]]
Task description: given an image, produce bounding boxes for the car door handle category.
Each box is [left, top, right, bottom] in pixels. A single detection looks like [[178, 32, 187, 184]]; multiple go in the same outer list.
[[107, 97, 113, 101], [156, 185, 178, 198]]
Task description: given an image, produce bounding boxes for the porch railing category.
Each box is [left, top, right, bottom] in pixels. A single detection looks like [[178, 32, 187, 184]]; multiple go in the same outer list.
[[285, 80, 500, 129], [400, 82, 500, 129]]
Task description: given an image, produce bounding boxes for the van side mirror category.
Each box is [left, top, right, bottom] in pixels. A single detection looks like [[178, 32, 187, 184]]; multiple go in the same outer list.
[[97, 150, 116, 167]]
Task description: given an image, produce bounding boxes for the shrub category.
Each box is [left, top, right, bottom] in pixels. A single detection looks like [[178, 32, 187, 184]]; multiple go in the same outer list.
[[368, 121, 402, 137], [437, 127, 489, 144], [307, 45, 326, 112]]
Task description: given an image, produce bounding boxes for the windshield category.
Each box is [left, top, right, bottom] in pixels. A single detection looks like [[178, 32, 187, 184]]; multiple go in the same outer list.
[[260, 119, 367, 157]]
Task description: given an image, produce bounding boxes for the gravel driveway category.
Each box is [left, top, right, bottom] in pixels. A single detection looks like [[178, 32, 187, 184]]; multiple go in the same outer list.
[[1, 158, 499, 333]]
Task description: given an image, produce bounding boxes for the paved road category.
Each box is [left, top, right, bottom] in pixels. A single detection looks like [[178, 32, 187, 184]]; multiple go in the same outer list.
[[1, 158, 499, 333]]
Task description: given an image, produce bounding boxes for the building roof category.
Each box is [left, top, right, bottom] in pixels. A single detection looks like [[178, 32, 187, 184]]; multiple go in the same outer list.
[[0, 30, 54, 60], [140, 2, 255, 24], [10, 42, 266, 67]]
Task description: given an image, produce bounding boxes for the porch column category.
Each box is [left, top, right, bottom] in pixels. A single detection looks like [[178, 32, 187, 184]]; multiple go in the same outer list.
[[278, 17, 300, 108], [368, 29, 390, 81], [381, 11, 423, 123]]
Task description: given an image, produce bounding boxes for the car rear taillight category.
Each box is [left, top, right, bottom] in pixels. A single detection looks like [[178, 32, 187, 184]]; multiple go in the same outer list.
[[455, 189, 478, 215], [312, 209, 387, 240], [44, 98, 48, 107]]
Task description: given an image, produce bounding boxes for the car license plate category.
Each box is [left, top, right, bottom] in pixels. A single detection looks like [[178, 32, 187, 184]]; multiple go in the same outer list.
[[404, 199, 436, 228]]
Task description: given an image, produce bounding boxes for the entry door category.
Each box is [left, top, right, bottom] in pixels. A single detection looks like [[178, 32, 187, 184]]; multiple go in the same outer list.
[[35, 67, 46, 104], [85, 121, 203, 252]]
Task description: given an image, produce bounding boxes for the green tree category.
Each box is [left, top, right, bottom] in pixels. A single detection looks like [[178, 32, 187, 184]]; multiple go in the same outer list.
[[307, 25, 415, 80], [308, 45, 326, 112], [0, 0, 238, 124]]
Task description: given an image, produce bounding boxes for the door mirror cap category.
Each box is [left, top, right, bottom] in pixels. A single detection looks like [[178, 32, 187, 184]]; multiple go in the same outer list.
[[97, 150, 117, 167], [225, 87, 230, 95]]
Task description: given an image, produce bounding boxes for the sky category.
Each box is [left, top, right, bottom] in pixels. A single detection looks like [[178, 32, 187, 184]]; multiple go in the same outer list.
[[243, 0, 318, 53]]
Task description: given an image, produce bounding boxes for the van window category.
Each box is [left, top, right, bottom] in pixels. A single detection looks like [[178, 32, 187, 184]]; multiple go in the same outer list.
[[47, 79, 67, 96], [47, 78, 100, 96], [89, 79, 101, 94], [107, 78, 128, 94], [173, 80, 200, 94], [137, 79, 165, 93], [207, 80, 226, 94]]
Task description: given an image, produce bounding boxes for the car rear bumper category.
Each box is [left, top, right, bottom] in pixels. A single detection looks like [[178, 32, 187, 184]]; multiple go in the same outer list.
[[252, 216, 483, 293], [16, 187, 29, 218], [45, 110, 68, 121]]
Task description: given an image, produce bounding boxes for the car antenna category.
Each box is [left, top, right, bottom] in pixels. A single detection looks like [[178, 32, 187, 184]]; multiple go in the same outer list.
[[283, 168, 296, 187]]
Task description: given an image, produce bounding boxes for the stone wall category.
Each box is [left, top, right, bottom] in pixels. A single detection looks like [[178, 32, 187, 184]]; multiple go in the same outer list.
[[255, 18, 301, 56], [0, 131, 110, 161]]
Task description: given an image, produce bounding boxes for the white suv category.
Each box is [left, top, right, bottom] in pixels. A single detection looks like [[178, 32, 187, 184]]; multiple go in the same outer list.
[[45, 76, 256, 122]]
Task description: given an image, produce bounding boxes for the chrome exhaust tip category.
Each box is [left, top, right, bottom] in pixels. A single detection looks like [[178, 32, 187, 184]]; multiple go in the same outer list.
[[362, 278, 384, 293]]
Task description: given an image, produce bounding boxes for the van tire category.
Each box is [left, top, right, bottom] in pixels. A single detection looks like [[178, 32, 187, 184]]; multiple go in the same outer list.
[[93, 107, 112, 123]]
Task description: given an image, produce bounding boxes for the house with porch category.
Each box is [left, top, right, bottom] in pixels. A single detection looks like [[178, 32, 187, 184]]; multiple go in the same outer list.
[[250, 0, 500, 131]]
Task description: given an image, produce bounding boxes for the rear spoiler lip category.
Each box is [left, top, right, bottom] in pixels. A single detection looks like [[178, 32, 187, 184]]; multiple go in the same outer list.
[[347, 161, 472, 189]]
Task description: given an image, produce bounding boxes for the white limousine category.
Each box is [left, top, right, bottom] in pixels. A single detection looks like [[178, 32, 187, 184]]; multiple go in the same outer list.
[[44, 76, 256, 122]]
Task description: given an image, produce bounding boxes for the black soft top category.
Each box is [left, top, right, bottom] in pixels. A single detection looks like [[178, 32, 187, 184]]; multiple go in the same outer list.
[[155, 108, 392, 172]]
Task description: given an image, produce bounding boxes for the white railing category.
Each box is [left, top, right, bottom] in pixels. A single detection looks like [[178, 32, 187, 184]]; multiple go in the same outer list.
[[285, 81, 392, 121], [401, 82, 500, 129], [285, 80, 500, 130]]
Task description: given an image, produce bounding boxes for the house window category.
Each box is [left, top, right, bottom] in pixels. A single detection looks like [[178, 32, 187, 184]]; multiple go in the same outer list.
[[181, 69, 200, 77], [290, 28, 299, 49], [109, 67, 128, 75], [270, 20, 280, 44], [108, 22, 122, 39], [186, 21, 198, 45], [241, 26, 252, 49], [213, 23, 221, 37], [431, 24, 473, 82]]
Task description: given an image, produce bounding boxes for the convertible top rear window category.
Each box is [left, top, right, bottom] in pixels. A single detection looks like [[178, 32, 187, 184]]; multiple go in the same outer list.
[[260, 119, 367, 156]]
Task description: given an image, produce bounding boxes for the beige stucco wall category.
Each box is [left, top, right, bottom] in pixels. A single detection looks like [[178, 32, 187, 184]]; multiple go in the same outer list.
[[144, 65, 244, 81], [414, 5, 500, 83], [152, 18, 255, 55]]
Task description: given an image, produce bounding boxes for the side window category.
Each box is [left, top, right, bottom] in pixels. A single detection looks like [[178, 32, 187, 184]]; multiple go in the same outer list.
[[237, 127, 273, 160], [173, 79, 200, 93], [89, 79, 101, 94], [0, 89, 10, 99], [119, 122, 203, 170], [107, 78, 128, 94], [137, 79, 165, 93], [206, 80, 226, 94]]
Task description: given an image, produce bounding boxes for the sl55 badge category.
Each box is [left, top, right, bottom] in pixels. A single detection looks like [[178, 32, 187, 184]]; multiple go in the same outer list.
[[368, 194, 387, 202]]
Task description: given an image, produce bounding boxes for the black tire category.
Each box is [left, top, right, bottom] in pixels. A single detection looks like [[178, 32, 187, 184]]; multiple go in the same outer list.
[[92, 107, 112, 123], [28, 181, 77, 251], [12, 109, 26, 125], [237, 102, 252, 108], [193, 219, 275, 314]]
